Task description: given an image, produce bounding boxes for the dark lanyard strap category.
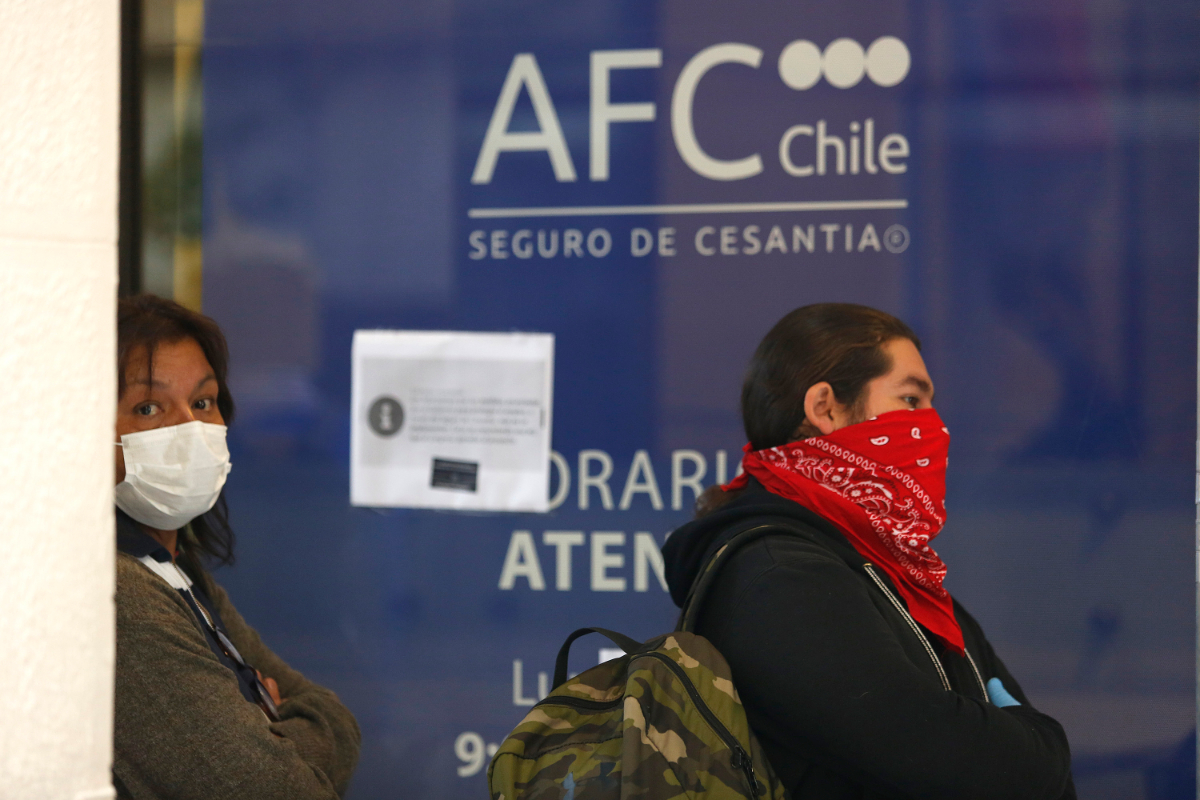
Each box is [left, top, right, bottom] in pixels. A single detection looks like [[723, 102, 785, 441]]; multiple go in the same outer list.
[[170, 561, 282, 722]]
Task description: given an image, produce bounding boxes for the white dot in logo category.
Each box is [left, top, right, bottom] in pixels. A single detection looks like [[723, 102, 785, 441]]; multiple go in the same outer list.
[[883, 224, 910, 253], [778, 40, 823, 90], [866, 37, 910, 87], [822, 38, 865, 89]]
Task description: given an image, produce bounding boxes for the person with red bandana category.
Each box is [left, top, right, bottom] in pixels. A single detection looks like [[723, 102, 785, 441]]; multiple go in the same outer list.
[[662, 303, 1075, 800]]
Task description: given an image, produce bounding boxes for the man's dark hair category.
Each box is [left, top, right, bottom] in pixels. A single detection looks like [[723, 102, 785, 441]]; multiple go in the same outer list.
[[698, 303, 920, 516], [118, 294, 237, 566], [742, 303, 920, 449]]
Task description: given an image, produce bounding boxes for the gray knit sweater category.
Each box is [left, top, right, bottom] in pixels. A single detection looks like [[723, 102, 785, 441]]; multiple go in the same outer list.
[[113, 552, 361, 799]]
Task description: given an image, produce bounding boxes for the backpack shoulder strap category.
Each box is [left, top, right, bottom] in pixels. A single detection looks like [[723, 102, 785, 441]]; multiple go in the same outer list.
[[676, 518, 809, 633]]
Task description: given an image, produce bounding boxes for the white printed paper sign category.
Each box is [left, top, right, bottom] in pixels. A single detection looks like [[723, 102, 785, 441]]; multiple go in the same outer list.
[[350, 330, 554, 511]]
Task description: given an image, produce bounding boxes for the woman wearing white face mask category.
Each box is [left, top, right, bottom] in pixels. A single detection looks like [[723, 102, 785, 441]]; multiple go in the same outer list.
[[112, 295, 360, 800]]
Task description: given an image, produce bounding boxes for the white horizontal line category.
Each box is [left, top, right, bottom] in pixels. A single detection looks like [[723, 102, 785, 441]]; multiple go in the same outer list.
[[467, 199, 908, 219]]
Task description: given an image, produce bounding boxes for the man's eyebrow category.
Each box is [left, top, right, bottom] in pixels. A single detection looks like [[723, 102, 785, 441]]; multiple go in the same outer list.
[[900, 375, 934, 397]]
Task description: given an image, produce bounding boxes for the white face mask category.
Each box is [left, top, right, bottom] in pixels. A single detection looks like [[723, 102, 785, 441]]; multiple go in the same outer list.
[[114, 420, 232, 530]]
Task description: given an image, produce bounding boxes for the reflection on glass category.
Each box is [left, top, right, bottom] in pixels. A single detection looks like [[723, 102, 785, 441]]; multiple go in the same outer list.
[[141, 0, 204, 310]]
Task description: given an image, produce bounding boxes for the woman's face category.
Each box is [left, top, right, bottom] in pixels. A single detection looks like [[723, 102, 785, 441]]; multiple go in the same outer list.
[[115, 337, 224, 485]]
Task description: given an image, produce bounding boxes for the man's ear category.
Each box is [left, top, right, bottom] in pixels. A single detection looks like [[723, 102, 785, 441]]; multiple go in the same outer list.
[[803, 382, 839, 435]]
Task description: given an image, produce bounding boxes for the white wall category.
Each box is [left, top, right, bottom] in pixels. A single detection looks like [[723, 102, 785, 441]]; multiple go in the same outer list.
[[0, 1, 119, 798]]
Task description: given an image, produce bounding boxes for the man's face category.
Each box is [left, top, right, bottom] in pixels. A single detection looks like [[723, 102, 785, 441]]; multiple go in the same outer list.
[[856, 337, 935, 421], [801, 336, 936, 437]]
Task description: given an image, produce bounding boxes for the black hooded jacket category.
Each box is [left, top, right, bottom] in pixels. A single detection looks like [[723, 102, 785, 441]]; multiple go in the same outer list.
[[662, 479, 1075, 800]]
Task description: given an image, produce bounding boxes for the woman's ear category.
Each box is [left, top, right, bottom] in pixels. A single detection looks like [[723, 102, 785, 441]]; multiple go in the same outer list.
[[803, 382, 839, 435]]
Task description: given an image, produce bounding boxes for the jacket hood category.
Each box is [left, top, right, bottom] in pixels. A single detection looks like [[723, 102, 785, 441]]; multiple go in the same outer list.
[[662, 478, 860, 607]]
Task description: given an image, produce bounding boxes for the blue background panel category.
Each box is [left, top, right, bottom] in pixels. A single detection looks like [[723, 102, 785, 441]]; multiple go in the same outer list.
[[204, 1, 1198, 797]]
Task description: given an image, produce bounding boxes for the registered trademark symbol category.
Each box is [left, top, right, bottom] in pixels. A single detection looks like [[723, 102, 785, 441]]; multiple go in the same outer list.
[[883, 224, 910, 253]]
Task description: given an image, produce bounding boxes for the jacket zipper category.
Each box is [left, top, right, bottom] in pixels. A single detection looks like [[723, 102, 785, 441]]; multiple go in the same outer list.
[[536, 654, 762, 796], [862, 564, 952, 692], [963, 650, 990, 703]]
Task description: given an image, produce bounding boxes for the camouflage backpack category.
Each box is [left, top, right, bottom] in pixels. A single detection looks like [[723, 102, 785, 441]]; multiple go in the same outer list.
[[488, 523, 793, 800]]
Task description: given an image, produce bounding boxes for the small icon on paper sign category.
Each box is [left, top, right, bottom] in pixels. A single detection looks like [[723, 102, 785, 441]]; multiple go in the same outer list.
[[368, 396, 404, 437]]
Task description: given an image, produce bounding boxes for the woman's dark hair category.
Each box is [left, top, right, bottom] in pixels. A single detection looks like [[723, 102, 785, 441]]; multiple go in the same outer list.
[[697, 303, 920, 516], [118, 294, 237, 566]]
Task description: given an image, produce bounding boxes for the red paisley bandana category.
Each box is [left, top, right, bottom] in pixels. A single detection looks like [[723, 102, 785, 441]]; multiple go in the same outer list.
[[727, 408, 963, 654]]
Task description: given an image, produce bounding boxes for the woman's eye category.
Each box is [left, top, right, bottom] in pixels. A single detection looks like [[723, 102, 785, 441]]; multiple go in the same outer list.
[[194, 398, 214, 412], [903, 396, 919, 407], [135, 404, 156, 416]]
